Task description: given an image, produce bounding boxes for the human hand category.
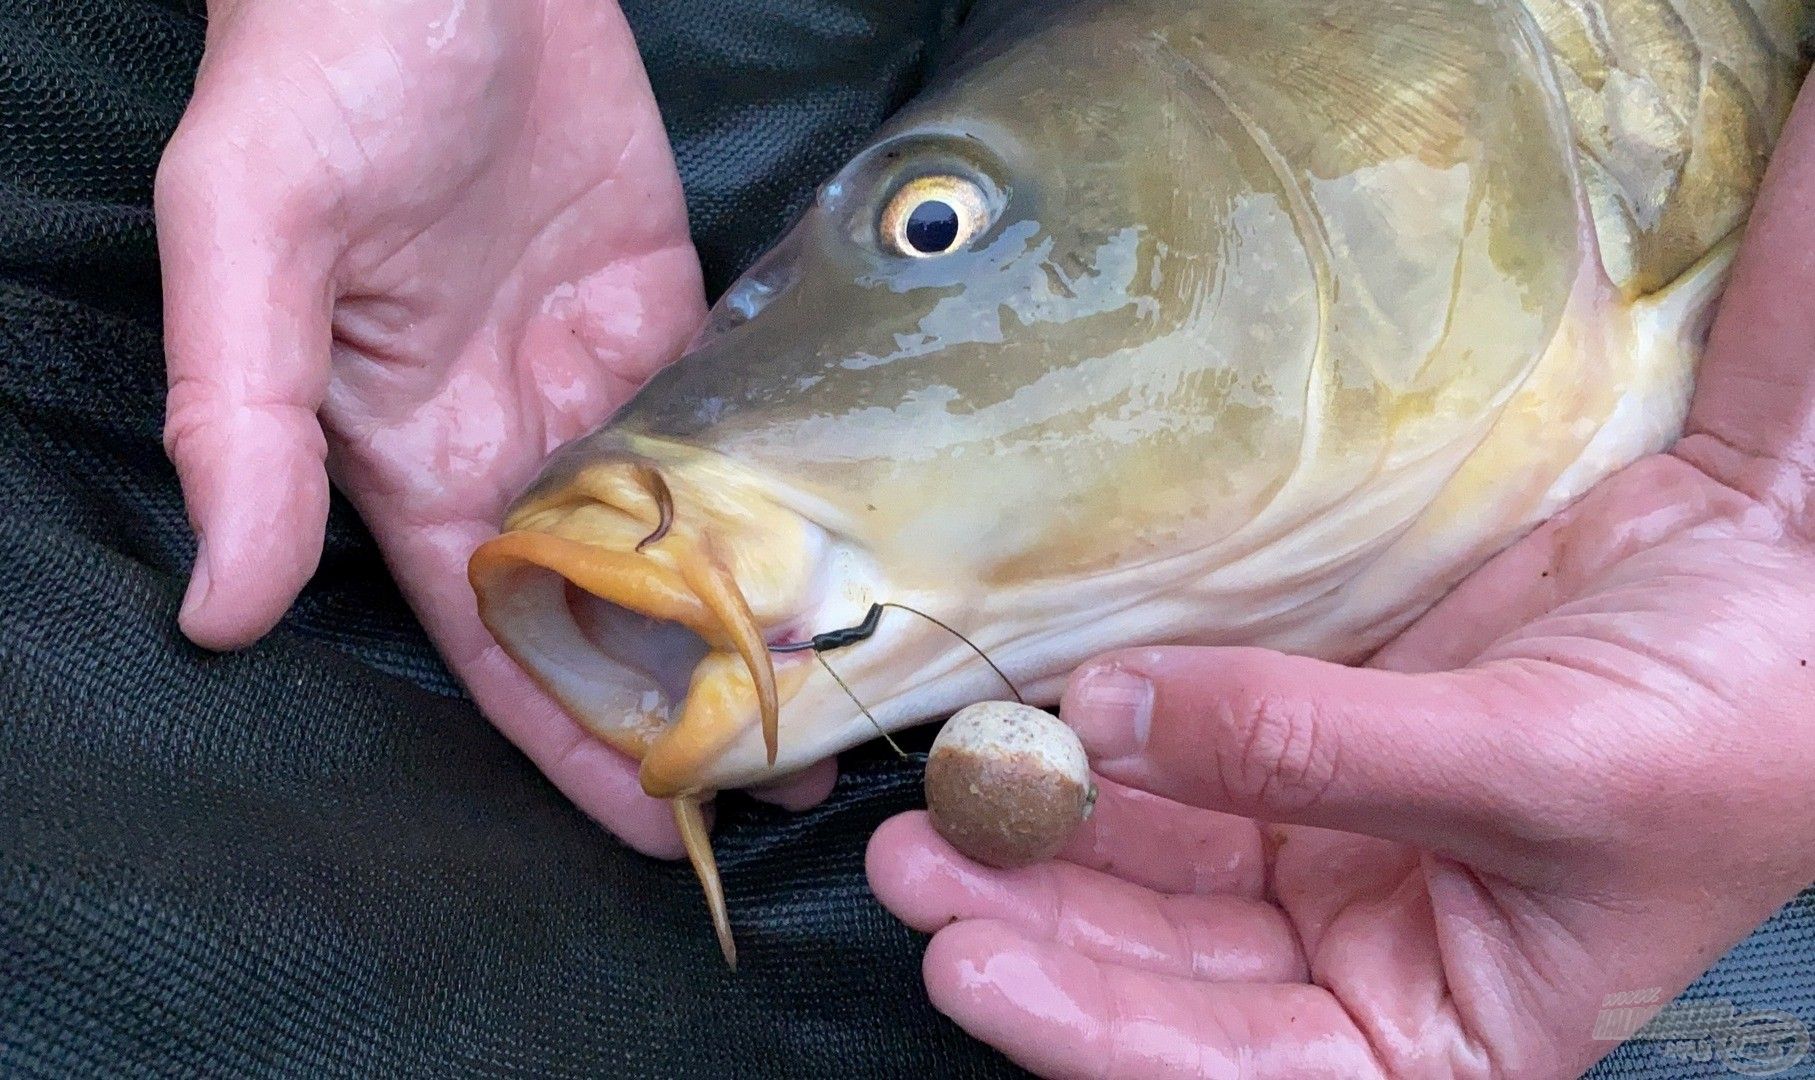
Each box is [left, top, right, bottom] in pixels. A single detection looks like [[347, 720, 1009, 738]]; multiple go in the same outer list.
[[868, 81, 1815, 1079], [155, 0, 833, 858]]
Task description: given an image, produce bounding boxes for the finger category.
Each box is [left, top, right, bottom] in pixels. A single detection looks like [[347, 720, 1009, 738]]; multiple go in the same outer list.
[[1056, 775, 1267, 899], [380, 516, 684, 858], [747, 757, 839, 811], [923, 920, 1385, 1080], [1060, 647, 1600, 864], [518, 687, 687, 859], [869, 813, 1303, 984], [156, 114, 338, 649]]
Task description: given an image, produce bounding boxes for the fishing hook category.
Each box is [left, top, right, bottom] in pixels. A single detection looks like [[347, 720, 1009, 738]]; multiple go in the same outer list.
[[768, 602, 1023, 704]]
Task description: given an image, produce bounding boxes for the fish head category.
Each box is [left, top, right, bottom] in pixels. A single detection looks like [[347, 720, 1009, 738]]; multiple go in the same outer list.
[[469, 10, 1256, 799]]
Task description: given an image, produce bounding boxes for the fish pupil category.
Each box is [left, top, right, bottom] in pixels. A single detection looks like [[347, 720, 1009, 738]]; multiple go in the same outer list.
[[905, 199, 961, 253]]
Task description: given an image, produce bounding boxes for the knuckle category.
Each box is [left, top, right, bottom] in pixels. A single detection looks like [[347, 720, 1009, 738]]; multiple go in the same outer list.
[[153, 123, 219, 216], [161, 372, 219, 464], [154, 111, 329, 233], [161, 374, 327, 474], [1213, 690, 1341, 815]]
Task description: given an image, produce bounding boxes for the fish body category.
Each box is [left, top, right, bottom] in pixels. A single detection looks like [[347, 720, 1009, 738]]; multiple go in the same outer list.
[[470, 0, 1809, 955]]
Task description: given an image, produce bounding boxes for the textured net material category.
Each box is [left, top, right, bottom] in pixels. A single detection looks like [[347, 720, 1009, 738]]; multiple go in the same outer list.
[[0, 1, 1808, 1077]]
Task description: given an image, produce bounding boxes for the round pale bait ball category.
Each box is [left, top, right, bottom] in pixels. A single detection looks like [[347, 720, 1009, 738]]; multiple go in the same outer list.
[[924, 700, 1096, 869]]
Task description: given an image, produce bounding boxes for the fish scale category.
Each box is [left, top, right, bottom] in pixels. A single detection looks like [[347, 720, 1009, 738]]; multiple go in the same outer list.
[[1523, 0, 1810, 293]]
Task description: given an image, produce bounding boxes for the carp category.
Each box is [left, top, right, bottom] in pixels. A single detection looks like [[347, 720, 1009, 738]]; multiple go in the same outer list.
[[468, 0, 1812, 963]]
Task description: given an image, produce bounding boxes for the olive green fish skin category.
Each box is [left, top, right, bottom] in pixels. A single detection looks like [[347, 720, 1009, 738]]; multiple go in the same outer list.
[[502, 0, 1809, 792], [570, 0, 1585, 582]]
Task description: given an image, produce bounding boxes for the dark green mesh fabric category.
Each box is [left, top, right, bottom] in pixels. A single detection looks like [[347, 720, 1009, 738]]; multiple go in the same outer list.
[[0, 1, 1808, 1076]]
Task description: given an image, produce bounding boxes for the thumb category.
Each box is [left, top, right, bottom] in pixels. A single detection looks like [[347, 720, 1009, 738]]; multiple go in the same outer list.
[[156, 113, 336, 650], [1061, 647, 1602, 865]]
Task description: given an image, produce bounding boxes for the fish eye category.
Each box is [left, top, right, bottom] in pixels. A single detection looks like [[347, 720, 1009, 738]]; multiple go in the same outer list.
[[879, 175, 991, 257]]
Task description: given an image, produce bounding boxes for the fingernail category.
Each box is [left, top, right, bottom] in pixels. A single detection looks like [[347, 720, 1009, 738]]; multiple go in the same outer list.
[[180, 538, 212, 622], [1063, 665, 1152, 761]]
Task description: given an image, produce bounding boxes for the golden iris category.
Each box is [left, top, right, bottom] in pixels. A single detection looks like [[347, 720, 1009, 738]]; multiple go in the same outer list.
[[880, 175, 991, 257]]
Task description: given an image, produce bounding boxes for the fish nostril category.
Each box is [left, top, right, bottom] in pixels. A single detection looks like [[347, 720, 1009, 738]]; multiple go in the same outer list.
[[703, 277, 778, 338], [698, 246, 800, 343], [690, 290, 757, 348], [728, 277, 777, 320]]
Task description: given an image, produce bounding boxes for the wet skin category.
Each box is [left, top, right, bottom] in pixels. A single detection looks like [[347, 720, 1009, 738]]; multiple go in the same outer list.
[[158, 0, 1815, 1071]]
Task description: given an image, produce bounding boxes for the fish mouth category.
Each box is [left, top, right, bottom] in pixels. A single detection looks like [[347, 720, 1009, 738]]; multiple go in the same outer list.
[[469, 450, 838, 968], [467, 452, 824, 802], [467, 446, 1045, 968]]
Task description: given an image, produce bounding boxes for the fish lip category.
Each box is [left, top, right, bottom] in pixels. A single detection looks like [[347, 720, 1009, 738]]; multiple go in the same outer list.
[[468, 521, 828, 798]]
